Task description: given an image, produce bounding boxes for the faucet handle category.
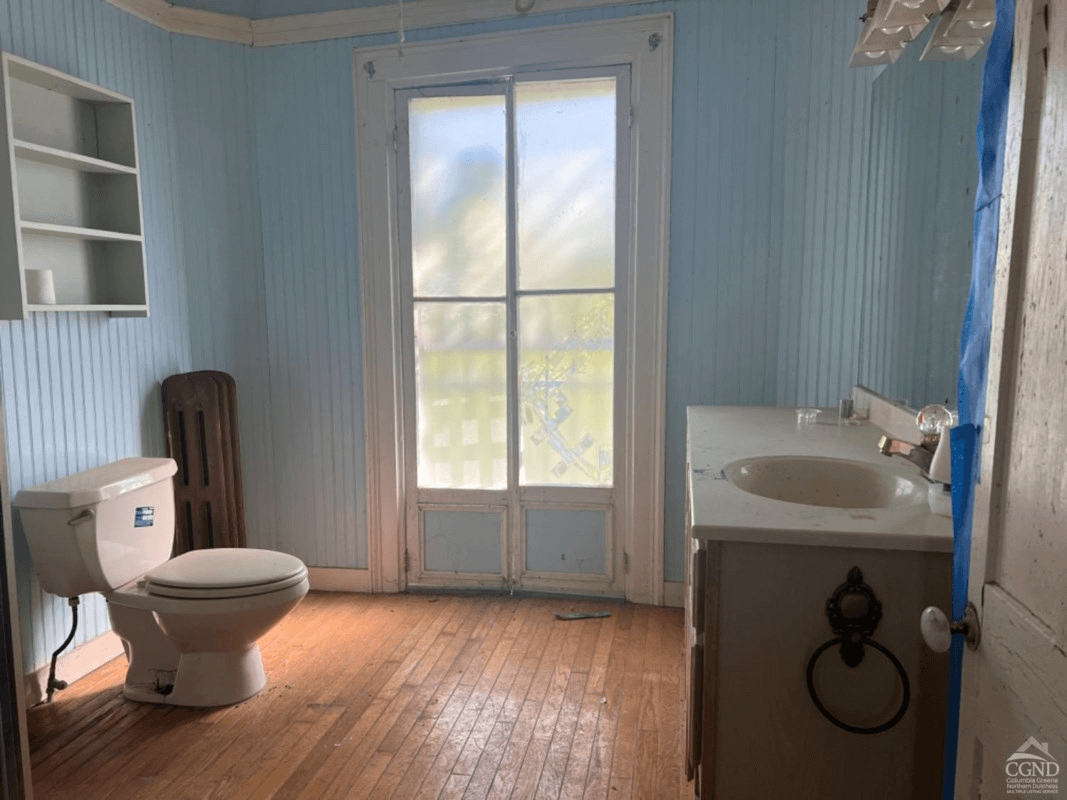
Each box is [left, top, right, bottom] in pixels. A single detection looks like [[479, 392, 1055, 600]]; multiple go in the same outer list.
[[916, 404, 953, 436]]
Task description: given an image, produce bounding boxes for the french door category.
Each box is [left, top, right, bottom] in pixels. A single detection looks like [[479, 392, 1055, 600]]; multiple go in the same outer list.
[[396, 66, 630, 595]]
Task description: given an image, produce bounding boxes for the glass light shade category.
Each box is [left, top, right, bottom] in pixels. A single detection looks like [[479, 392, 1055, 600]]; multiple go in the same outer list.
[[858, 0, 931, 50], [858, 17, 927, 49], [882, 0, 950, 26], [920, 40, 985, 60], [919, 0, 993, 61], [849, 47, 904, 67]]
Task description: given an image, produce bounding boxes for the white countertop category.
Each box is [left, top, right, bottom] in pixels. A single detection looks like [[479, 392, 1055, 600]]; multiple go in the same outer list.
[[686, 406, 953, 553]]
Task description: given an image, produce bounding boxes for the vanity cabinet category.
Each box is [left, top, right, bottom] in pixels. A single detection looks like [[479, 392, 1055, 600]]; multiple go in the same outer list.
[[0, 52, 149, 319], [684, 532, 952, 799], [684, 406, 954, 800]]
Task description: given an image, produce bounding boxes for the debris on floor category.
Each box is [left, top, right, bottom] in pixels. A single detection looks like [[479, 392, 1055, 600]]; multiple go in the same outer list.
[[552, 610, 612, 620]]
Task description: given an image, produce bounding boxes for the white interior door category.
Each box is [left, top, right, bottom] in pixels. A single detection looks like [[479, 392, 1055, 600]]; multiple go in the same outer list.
[[954, 0, 1067, 794], [395, 68, 631, 596]]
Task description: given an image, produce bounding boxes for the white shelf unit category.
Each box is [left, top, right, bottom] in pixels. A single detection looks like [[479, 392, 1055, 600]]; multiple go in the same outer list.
[[0, 53, 149, 319]]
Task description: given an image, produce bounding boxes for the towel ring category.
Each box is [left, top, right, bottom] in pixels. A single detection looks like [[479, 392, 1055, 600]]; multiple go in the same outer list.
[[806, 636, 910, 735], [804, 566, 910, 735]]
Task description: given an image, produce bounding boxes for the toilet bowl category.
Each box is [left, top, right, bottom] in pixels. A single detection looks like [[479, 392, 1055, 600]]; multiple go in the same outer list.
[[107, 548, 308, 706], [14, 458, 309, 707]]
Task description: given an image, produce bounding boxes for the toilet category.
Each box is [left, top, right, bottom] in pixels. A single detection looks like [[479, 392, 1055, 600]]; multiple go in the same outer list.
[[14, 457, 309, 707]]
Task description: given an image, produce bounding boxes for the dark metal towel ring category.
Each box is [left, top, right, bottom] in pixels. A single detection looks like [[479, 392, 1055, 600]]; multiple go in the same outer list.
[[805, 567, 910, 735]]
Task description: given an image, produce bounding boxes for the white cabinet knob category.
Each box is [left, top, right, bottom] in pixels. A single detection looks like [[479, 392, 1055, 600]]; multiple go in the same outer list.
[[920, 602, 981, 653]]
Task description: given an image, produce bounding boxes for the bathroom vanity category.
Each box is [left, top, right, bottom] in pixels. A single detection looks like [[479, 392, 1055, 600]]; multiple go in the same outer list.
[[685, 406, 952, 800]]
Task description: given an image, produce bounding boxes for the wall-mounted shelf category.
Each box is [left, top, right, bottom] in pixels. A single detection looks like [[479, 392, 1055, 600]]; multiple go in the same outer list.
[[13, 140, 138, 175], [19, 221, 143, 242], [0, 52, 149, 319]]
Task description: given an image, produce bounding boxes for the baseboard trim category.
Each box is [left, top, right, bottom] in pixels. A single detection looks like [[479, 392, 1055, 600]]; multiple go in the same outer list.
[[24, 630, 125, 708], [662, 581, 684, 608], [307, 567, 372, 593]]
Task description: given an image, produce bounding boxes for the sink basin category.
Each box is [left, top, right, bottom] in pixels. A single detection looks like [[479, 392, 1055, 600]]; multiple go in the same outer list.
[[725, 456, 927, 509]]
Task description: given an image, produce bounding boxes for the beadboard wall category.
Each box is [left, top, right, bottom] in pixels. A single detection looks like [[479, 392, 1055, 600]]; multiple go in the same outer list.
[[169, 35, 278, 554], [243, 0, 884, 583], [0, 0, 194, 672], [0, 0, 986, 680], [252, 40, 369, 570], [859, 31, 984, 409]]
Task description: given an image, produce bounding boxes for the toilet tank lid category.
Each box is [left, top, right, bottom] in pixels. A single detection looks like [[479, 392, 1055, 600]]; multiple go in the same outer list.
[[14, 457, 177, 510]]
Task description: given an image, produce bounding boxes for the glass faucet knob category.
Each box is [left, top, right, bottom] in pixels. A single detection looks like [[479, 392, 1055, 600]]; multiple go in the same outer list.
[[916, 403, 953, 435]]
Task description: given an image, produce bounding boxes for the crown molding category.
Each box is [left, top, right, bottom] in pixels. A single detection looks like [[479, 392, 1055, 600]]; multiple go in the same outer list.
[[109, 0, 253, 44], [108, 0, 653, 47]]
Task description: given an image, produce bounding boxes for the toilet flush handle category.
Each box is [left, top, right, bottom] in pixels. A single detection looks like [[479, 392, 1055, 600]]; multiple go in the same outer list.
[[67, 509, 95, 526]]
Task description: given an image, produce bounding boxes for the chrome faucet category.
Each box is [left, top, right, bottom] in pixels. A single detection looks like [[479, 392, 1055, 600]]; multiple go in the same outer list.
[[877, 434, 937, 475], [877, 403, 953, 478]]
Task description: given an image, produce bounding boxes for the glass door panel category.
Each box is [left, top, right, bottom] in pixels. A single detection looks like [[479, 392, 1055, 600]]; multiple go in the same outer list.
[[518, 293, 613, 486], [409, 95, 507, 297], [516, 78, 617, 291], [413, 302, 507, 490], [399, 67, 628, 593]]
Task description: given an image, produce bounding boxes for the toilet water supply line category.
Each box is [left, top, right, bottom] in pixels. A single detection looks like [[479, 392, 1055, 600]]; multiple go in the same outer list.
[[46, 596, 80, 702]]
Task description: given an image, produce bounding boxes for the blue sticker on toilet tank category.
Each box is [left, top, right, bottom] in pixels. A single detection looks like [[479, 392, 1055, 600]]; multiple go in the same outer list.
[[134, 506, 155, 528]]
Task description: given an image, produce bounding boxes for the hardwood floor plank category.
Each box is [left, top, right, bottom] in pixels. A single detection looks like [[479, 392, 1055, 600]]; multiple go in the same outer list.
[[369, 603, 502, 798], [578, 606, 632, 800], [534, 669, 588, 800], [382, 600, 507, 800], [607, 606, 651, 790], [442, 603, 535, 778], [483, 612, 572, 800], [508, 619, 586, 800], [26, 593, 687, 800], [408, 603, 522, 799], [296, 599, 469, 800]]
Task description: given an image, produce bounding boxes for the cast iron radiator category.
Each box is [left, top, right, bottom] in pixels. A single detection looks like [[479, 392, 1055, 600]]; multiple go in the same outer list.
[[162, 370, 247, 554]]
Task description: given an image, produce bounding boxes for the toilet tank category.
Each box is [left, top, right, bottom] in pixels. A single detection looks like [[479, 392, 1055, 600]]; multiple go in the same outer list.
[[14, 458, 178, 598]]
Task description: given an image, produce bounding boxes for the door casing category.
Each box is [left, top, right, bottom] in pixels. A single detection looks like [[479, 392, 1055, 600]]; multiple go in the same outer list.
[[353, 14, 673, 603]]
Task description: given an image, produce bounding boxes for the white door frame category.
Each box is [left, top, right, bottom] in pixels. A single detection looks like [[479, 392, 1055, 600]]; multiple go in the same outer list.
[[353, 14, 673, 603]]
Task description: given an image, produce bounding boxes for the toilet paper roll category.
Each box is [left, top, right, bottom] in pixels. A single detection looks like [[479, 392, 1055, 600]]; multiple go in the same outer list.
[[25, 269, 56, 305]]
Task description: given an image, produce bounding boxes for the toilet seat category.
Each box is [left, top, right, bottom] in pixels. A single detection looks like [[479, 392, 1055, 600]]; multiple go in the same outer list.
[[144, 548, 308, 600]]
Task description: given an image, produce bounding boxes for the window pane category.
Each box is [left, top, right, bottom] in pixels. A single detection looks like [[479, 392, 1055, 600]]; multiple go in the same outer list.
[[516, 78, 616, 291], [415, 302, 507, 488], [519, 294, 613, 486], [409, 95, 506, 297]]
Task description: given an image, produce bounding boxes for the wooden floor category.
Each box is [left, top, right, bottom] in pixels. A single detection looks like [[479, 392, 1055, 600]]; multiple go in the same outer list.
[[27, 592, 689, 800]]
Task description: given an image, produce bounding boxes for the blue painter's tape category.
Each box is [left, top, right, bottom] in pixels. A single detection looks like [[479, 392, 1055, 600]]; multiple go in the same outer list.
[[944, 0, 1015, 795]]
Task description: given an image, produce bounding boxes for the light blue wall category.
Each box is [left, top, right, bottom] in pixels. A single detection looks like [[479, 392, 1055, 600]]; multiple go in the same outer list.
[[1, 0, 985, 678], [859, 33, 983, 409], [244, 0, 882, 583], [0, 0, 194, 672], [169, 35, 278, 555], [664, 0, 878, 579], [252, 40, 368, 569]]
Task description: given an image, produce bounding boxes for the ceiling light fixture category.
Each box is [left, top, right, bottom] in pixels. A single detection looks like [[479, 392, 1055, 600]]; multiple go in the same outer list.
[[920, 0, 995, 61], [850, 0, 991, 66]]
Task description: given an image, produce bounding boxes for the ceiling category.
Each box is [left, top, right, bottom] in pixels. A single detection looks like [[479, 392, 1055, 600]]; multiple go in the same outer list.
[[169, 0, 397, 20]]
